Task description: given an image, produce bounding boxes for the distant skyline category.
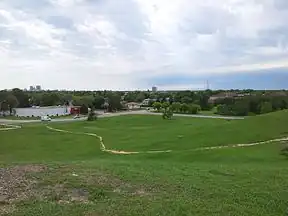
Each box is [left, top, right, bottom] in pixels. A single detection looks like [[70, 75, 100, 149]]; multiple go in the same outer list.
[[1, 0, 288, 90]]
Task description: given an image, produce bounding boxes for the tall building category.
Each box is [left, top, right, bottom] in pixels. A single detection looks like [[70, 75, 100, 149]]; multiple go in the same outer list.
[[152, 86, 157, 92], [36, 85, 41, 91], [29, 86, 35, 91]]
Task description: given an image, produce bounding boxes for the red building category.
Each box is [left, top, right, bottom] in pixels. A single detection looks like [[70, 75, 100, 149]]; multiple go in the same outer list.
[[69, 106, 81, 115]]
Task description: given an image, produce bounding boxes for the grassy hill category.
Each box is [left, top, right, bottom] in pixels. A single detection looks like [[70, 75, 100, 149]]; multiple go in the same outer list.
[[0, 110, 288, 216]]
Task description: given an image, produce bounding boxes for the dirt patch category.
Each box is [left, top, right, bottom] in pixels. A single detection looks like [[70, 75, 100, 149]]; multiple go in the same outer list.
[[0, 204, 16, 216], [33, 165, 154, 205], [1, 163, 154, 213], [0, 164, 47, 215], [133, 189, 150, 197], [0, 164, 47, 203]]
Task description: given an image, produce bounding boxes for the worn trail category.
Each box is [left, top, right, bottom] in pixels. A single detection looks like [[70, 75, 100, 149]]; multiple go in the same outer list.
[[45, 125, 288, 155], [46, 125, 172, 155], [0, 124, 21, 131], [1, 124, 287, 154]]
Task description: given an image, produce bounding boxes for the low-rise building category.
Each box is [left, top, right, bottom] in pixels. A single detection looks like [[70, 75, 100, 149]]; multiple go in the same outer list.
[[208, 92, 238, 103], [126, 102, 141, 110], [14, 106, 71, 117]]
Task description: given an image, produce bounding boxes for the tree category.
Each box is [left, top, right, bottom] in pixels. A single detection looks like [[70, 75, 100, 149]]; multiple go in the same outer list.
[[180, 103, 189, 113], [198, 92, 211, 111], [216, 104, 232, 116], [188, 104, 201, 114], [6, 94, 19, 115], [72, 95, 94, 107], [41, 93, 60, 106], [232, 100, 249, 116], [0, 100, 9, 116], [135, 92, 146, 102], [181, 96, 193, 104], [87, 108, 97, 121], [11, 88, 30, 108], [260, 102, 273, 114], [106, 93, 122, 112], [93, 96, 105, 109], [80, 104, 89, 115], [153, 102, 162, 112], [161, 102, 170, 110], [171, 102, 181, 113], [162, 107, 173, 120]]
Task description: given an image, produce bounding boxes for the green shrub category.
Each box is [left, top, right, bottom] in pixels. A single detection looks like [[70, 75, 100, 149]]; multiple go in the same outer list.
[[162, 107, 173, 120], [188, 104, 201, 114], [87, 109, 97, 121]]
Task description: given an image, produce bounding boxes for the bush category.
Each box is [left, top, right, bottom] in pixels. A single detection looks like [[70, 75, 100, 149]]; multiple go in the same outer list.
[[188, 104, 201, 114], [162, 107, 173, 120], [87, 109, 97, 121]]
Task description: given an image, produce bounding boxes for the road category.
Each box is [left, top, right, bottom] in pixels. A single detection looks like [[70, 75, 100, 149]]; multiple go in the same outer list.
[[0, 110, 244, 124]]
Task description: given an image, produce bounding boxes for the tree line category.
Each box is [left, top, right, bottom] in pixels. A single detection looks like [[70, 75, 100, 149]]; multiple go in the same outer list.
[[0, 88, 287, 116], [214, 94, 288, 116], [153, 102, 201, 114]]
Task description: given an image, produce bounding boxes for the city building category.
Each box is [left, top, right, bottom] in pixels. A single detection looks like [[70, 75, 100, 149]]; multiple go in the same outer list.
[[152, 86, 157, 92], [29, 86, 35, 91], [36, 85, 41, 91], [29, 85, 42, 91]]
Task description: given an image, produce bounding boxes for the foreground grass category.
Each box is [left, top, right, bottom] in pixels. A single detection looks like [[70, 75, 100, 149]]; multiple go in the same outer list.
[[0, 110, 288, 215]]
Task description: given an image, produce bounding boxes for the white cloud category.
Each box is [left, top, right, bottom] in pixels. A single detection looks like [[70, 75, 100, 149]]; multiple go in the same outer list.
[[0, 0, 288, 90]]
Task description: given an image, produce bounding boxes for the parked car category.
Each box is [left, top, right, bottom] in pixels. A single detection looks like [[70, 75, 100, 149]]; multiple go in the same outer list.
[[41, 116, 52, 122]]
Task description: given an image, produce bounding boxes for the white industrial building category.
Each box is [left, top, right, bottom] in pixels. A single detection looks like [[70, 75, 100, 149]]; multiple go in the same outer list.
[[14, 106, 70, 117]]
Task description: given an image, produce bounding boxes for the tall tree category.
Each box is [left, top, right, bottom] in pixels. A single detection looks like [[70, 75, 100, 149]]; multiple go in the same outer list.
[[107, 93, 122, 112], [93, 96, 105, 109], [11, 88, 30, 108], [6, 94, 19, 115]]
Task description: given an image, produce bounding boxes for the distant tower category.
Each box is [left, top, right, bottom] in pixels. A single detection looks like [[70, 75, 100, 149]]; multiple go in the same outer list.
[[29, 86, 35, 91], [152, 86, 157, 92], [36, 85, 41, 91], [206, 80, 210, 90]]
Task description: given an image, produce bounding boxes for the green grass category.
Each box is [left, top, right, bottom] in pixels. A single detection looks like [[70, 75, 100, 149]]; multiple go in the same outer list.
[[0, 110, 288, 216]]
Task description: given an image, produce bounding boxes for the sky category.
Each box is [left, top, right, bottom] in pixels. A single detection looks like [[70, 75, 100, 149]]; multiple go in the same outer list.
[[0, 0, 288, 91]]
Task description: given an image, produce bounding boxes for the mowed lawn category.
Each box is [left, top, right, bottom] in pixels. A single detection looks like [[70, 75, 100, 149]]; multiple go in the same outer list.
[[0, 111, 288, 216]]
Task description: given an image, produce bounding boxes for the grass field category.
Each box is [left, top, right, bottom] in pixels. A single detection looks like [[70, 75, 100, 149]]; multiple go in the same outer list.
[[0, 110, 288, 216]]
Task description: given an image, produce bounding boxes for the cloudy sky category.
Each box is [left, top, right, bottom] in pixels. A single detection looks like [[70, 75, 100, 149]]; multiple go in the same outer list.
[[1, 0, 288, 90]]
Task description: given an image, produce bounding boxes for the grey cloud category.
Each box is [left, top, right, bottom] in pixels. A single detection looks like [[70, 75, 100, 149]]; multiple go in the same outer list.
[[180, 6, 235, 35], [1, 0, 52, 11], [1, 0, 288, 90], [274, 0, 288, 10], [44, 16, 74, 29]]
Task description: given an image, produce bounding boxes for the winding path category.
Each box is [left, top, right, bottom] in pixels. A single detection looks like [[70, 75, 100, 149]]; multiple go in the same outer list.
[[45, 125, 287, 155], [1, 113, 285, 155]]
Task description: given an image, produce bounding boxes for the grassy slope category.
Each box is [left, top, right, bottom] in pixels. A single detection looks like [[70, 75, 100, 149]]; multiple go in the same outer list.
[[55, 110, 288, 152], [0, 110, 288, 216]]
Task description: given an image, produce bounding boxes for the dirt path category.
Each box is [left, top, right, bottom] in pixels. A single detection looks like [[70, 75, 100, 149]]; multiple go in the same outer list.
[[45, 125, 287, 155], [0, 124, 21, 131], [1, 124, 286, 154], [46, 125, 172, 154]]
